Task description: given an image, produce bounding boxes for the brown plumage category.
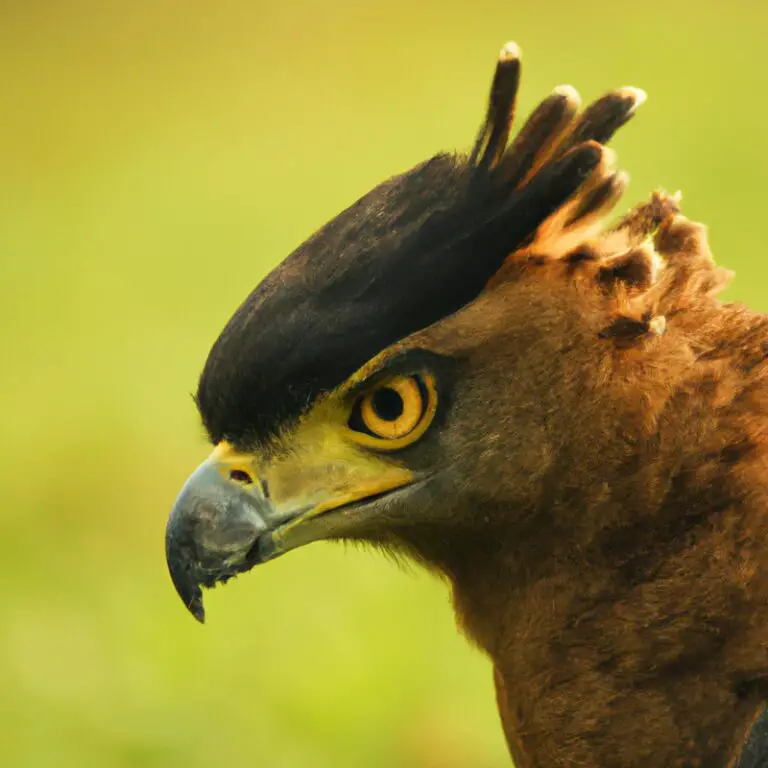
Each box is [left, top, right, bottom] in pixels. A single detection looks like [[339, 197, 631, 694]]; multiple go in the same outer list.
[[166, 42, 768, 767], [411, 198, 768, 767]]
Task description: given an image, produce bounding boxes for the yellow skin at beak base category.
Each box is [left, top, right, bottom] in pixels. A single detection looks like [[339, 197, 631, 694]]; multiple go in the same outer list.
[[209, 399, 416, 554]]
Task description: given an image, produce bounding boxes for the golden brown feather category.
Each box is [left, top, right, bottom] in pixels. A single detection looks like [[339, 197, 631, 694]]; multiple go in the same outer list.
[[167, 40, 768, 768], [394, 183, 768, 768]]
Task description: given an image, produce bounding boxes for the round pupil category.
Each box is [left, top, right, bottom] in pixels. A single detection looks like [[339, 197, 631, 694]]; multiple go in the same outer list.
[[371, 387, 404, 422]]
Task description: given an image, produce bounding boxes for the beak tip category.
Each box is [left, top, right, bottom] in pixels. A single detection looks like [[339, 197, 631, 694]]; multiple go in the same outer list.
[[171, 570, 208, 624], [166, 544, 208, 623], [189, 600, 206, 624], [172, 574, 207, 623]]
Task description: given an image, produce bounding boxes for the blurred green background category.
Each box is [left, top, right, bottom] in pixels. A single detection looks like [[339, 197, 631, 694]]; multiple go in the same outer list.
[[1, 1, 766, 766]]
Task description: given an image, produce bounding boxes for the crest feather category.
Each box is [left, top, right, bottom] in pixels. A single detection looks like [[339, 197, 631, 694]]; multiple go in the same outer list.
[[196, 41, 653, 446]]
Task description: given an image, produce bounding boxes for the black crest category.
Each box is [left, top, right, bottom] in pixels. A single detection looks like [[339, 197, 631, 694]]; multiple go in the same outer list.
[[196, 43, 643, 447]]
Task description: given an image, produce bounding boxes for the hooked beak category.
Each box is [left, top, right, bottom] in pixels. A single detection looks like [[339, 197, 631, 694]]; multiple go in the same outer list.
[[165, 442, 417, 622], [164, 459, 273, 623]]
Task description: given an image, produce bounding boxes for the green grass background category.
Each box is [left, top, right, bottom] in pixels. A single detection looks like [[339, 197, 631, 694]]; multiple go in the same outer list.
[[1, 1, 767, 766]]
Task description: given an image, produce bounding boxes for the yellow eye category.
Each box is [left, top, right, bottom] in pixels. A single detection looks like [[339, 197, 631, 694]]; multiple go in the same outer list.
[[361, 377, 422, 438], [347, 373, 438, 450]]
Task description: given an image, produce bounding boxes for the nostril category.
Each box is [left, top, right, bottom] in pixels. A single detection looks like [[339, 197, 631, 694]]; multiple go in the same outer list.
[[229, 469, 253, 485]]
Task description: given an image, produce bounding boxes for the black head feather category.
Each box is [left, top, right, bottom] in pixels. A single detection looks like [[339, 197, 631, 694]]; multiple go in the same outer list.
[[195, 44, 641, 448]]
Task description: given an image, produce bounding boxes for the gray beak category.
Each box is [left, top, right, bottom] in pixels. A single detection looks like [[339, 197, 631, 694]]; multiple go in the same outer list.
[[165, 460, 273, 622]]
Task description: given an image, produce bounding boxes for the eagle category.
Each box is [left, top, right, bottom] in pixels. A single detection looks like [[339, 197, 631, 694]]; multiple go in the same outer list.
[[165, 42, 768, 767]]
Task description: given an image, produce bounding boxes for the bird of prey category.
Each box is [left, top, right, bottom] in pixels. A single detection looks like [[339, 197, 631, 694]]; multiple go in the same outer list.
[[165, 42, 768, 767]]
